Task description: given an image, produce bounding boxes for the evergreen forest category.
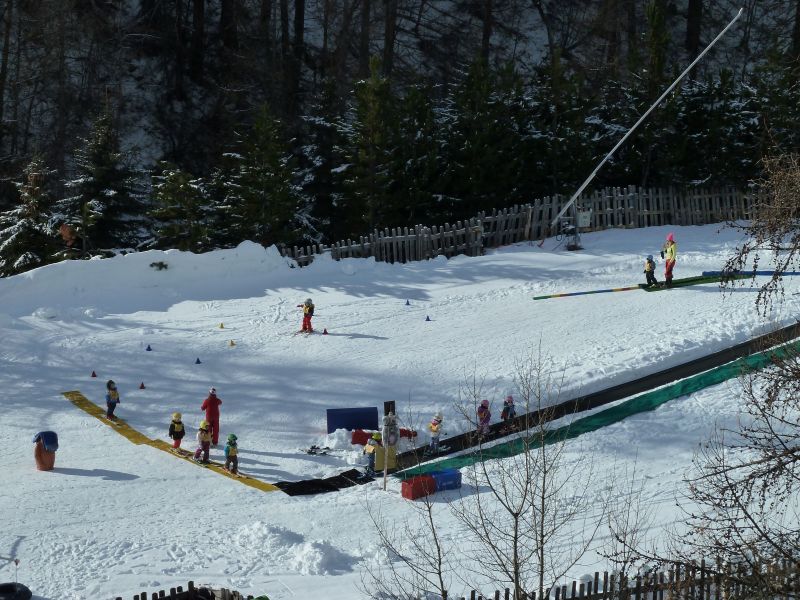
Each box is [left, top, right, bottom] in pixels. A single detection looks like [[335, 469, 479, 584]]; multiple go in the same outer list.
[[1, 0, 800, 275]]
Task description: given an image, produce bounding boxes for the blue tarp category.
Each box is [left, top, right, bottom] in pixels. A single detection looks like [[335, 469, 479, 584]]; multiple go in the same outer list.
[[32, 431, 58, 452], [325, 407, 379, 434]]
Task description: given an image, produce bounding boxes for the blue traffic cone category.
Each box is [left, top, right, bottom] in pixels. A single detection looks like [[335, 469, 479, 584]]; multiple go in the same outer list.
[[146, 344, 152, 351], [195, 357, 202, 364], [425, 315, 431, 322], [405, 299, 410, 306]]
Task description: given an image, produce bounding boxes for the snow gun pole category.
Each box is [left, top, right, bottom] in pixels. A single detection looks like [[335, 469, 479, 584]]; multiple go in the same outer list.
[[539, 7, 744, 247]]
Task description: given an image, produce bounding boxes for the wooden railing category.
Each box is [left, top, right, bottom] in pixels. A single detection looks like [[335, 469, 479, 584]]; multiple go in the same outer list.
[[282, 186, 757, 266], [114, 580, 253, 600]]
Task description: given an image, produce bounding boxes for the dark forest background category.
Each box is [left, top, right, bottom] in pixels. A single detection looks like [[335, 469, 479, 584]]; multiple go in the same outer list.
[[1, 0, 800, 276]]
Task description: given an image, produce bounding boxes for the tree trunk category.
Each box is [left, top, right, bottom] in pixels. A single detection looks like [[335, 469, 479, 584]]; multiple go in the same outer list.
[[321, 0, 330, 79], [383, 0, 398, 76], [686, 0, 702, 58], [793, 0, 800, 64], [261, 0, 273, 64], [290, 0, 305, 114], [175, 0, 186, 98], [0, 0, 13, 154], [359, 0, 371, 77], [221, 0, 238, 50], [190, 0, 204, 82], [481, 0, 493, 63]]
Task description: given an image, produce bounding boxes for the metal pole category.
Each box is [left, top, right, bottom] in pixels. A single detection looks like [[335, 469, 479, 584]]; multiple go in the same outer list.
[[547, 7, 744, 229]]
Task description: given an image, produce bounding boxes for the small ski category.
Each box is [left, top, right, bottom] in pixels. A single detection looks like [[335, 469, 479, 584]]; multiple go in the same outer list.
[[424, 445, 451, 456], [305, 445, 332, 455]]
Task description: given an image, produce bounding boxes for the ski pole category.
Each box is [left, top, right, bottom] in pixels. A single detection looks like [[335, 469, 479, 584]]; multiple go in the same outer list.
[[543, 7, 745, 237]]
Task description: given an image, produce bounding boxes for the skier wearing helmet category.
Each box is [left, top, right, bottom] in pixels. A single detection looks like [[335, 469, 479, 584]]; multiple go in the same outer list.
[[193, 420, 212, 463], [477, 400, 491, 437], [661, 233, 677, 287], [297, 298, 315, 333], [168, 412, 185, 450]]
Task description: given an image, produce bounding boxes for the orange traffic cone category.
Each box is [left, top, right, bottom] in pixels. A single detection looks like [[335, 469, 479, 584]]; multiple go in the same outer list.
[[91, 370, 97, 378], [139, 382, 146, 389]]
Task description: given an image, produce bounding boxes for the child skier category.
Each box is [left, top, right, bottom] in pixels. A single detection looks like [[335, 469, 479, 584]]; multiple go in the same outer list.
[[501, 395, 516, 422], [200, 387, 222, 446], [168, 412, 185, 449], [427, 413, 443, 453], [297, 298, 315, 333], [363, 432, 382, 475], [477, 399, 491, 437], [224, 434, 239, 474], [661, 233, 677, 286], [194, 420, 212, 463], [105, 380, 120, 420], [644, 255, 659, 287]]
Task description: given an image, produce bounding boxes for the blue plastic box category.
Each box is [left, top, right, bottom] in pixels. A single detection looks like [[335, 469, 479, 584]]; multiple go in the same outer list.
[[430, 468, 462, 491]]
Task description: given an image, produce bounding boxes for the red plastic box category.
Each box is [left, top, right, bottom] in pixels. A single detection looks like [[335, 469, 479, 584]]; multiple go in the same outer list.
[[351, 429, 372, 446], [399, 427, 417, 439], [401, 475, 436, 500]]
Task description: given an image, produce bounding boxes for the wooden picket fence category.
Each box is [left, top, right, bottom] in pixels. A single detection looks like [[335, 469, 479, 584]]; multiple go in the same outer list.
[[282, 186, 758, 267], [114, 580, 254, 600], [453, 559, 800, 600]]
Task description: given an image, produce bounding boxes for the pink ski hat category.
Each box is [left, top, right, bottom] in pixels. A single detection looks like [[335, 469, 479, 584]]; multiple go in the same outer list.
[[480, 399, 489, 408], [666, 232, 674, 242], [505, 395, 514, 404]]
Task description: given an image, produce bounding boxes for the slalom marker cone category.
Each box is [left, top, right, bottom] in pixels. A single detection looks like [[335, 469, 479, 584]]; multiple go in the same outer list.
[[323, 328, 328, 335], [139, 382, 146, 389], [146, 344, 152, 351], [195, 357, 202, 364], [229, 340, 236, 347], [405, 299, 410, 306], [219, 323, 224, 329], [425, 315, 431, 322], [91, 370, 97, 378]]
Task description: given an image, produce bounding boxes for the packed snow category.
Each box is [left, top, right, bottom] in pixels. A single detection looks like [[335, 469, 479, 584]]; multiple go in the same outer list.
[[2, 224, 797, 600]]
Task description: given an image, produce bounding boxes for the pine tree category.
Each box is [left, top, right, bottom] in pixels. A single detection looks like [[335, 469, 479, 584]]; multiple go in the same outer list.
[[209, 106, 311, 249], [150, 163, 212, 251], [58, 111, 144, 251], [0, 156, 59, 276], [339, 57, 398, 233]]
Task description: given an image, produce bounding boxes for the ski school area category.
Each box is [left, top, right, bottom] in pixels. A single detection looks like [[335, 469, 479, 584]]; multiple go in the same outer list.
[[4, 224, 800, 599]]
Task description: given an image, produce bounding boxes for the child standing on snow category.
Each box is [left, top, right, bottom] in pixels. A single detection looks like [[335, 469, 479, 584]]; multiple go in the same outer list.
[[501, 395, 516, 422], [661, 233, 677, 286], [644, 255, 659, 287], [168, 412, 185, 449], [477, 399, 491, 437], [363, 432, 382, 475], [297, 298, 315, 332], [428, 413, 443, 453], [105, 380, 120, 420], [224, 434, 239, 474], [194, 420, 212, 463]]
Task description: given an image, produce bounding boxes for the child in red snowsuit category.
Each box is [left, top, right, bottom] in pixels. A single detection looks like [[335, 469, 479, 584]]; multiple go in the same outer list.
[[200, 387, 222, 445], [477, 399, 491, 437], [297, 298, 315, 332]]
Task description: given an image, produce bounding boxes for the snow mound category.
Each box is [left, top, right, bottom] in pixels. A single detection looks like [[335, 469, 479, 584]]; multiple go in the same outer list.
[[290, 540, 355, 575]]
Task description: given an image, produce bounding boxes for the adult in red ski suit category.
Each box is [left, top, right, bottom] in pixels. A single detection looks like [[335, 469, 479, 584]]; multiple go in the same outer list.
[[201, 387, 223, 445]]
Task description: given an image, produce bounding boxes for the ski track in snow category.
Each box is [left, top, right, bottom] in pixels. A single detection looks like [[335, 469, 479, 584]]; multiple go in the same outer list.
[[3, 225, 799, 599]]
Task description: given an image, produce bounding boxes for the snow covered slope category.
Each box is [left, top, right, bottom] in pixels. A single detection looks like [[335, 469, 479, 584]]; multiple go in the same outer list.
[[2, 224, 796, 599]]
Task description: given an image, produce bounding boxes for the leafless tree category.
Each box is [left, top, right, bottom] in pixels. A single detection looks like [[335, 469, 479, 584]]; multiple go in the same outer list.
[[361, 491, 454, 600], [721, 153, 800, 314], [450, 349, 606, 599]]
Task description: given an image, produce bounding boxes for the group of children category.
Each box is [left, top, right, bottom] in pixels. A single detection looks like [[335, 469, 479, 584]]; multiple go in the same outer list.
[[103, 381, 240, 475], [643, 232, 678, 288], [168, 387, 239, 474]]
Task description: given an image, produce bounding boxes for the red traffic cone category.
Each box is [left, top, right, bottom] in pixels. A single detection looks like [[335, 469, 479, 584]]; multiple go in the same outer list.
[[139, 382, 146, 389], [323, 328, 328, 335], [91, 370, 97, 378]]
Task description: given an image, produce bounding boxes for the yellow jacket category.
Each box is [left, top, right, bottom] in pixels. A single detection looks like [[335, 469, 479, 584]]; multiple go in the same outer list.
[[663, 241, 677, 261], [197, 429, 212, 443]]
